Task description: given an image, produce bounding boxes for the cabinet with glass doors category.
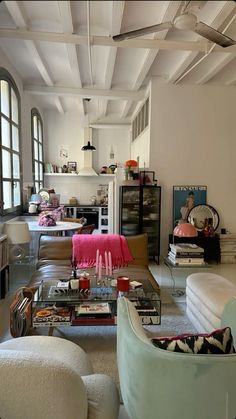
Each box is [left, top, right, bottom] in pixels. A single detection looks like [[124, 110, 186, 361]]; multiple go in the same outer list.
[[119, 185, 161, 263]]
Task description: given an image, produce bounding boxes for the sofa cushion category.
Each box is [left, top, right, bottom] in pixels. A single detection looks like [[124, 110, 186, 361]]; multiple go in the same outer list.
[[151, 327, 235, 354]]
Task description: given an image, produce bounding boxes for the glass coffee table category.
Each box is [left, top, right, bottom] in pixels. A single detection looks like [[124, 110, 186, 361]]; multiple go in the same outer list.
[[32, 277, 161, 335]]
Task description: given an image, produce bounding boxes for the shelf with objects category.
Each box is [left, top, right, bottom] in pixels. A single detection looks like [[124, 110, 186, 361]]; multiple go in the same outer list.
[[119, 183, 161, 263], [44, 173, 115, 177], [168, 203, 221, 264], [165, 223, 211, 297]]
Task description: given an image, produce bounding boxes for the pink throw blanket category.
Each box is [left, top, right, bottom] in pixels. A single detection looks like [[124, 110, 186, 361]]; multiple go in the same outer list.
[[72, 234, 134, 268]]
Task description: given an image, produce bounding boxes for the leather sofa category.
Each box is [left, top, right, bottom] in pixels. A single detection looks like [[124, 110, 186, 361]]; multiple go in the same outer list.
[[0, 335, 119, 419], [117, 296, 236, 419], [28, 233, 160, 294]]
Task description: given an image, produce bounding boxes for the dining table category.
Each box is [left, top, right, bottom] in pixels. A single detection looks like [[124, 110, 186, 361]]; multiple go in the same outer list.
[[27, 220, 82, 235], [27, 220, 82, 259]]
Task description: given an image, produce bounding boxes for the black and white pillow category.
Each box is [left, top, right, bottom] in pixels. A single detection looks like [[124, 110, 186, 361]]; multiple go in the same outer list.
[[151, 327, 235, 354]]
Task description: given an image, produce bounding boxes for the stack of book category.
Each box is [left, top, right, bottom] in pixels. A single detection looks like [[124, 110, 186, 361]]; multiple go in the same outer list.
[[167, 243, 205, 266], [72, 302, 114, 325]]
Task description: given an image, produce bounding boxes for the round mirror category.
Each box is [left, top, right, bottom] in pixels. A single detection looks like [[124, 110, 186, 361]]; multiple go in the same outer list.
[[187, 204, 219, 232]]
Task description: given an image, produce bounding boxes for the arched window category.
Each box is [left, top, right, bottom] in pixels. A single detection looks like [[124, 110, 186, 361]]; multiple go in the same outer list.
[[0, 68, 22, 215], [31, 108, 44, 193]]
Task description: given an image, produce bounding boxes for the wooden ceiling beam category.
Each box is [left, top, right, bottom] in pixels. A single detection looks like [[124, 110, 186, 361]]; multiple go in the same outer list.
[[57, 0, 84, 115], [196, 54, 235, 84], [100, 0, 125, 119], [120, 0, 181, 118], [170, 0, 236, 83], [24, 84, 144, 101], [4, 0, 65, 113], [1, 27, 234, 53]]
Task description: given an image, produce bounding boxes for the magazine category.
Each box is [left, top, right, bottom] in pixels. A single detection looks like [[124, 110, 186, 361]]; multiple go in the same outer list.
[[33, 306, 72, 326]]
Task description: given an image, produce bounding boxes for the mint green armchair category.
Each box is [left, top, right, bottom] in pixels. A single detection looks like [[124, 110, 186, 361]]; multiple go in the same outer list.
[[117, 297, 236, 419]]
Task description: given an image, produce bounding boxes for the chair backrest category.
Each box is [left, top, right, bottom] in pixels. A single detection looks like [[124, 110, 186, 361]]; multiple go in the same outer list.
[[63, 217, 87, 225], [76, 224, 95, 234], [117, 297, 236, 419]]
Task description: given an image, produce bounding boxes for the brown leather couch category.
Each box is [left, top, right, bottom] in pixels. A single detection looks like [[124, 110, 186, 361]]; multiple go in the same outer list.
[[28, 233, 160, 294]]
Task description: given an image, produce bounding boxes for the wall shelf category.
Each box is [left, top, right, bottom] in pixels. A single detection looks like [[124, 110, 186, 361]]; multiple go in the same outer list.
[[44, 173, 116, 177]]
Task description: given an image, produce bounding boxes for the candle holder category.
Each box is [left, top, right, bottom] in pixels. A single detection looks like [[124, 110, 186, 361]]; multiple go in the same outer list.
[[94, 273, 102, 288]]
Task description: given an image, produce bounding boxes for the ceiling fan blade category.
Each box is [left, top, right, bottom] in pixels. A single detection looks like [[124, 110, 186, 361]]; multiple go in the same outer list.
[[194, 21, 235, 48], [113, 22, 173, 42]]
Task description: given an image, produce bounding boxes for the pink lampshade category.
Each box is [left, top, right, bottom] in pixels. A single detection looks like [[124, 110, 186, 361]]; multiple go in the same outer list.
[[173, 223, 198, 237]]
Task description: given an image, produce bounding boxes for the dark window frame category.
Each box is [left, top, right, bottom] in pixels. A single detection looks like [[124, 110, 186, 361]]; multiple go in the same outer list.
[[0, 67, 22, 216], [31, 108, 44, 193]]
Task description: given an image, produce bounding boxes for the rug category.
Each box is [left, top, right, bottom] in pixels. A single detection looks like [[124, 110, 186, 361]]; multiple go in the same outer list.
[[26, 288, 196, 388]]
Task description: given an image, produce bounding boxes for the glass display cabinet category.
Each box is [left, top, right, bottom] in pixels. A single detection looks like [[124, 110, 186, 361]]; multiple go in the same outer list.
[[119, 185, 161, 262]]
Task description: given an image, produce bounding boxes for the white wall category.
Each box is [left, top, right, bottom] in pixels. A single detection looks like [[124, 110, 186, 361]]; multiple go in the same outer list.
[[44, 175, 114, 205], [44, 109, 84, 170], [45, 112, 130, 171], [44, 114, 131, 203], [96, 127, 130, 170], [149, 79, 236, 256], [131, 126, 150, 168]]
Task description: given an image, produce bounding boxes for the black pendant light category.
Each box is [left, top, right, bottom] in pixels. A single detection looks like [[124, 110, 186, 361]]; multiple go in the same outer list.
[[81, 141, 96, 151], [82, 98, 96, 151]]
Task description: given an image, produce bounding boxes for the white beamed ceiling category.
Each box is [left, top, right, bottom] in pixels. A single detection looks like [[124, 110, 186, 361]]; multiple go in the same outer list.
[[0, 0, 235, 124]]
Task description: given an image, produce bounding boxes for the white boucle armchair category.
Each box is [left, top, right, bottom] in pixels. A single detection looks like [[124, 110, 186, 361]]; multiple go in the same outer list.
[[0, 335, 119, 419]]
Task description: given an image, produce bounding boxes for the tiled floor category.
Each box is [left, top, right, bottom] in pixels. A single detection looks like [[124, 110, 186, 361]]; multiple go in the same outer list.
[[1, 259, 236, 419]]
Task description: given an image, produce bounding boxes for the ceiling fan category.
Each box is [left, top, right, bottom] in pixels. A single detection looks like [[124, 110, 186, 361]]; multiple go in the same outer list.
[[112, 9, 235, 48]]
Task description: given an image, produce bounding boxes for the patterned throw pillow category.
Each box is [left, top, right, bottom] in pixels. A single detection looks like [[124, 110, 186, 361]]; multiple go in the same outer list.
[[151, 327, 235, 354]]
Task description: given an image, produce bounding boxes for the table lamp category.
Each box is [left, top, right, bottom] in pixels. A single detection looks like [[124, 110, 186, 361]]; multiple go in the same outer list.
[[4, 221, 31, 261], [173, 222, 198, 238], [170, 223, 198, 297]]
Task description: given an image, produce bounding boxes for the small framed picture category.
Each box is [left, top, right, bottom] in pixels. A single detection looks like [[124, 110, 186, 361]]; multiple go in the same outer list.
[[140, 170, 155, 185], [67, 161, 77, 172], [173, 185, 207, 227]]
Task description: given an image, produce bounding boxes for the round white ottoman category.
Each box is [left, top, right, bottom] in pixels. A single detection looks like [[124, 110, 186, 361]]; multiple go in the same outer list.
[[186, 272, 236, 332]]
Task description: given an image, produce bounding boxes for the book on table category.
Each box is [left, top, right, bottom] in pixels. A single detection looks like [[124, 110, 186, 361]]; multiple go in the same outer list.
[[168, 243, 205, 265], [167, 253, 205, 266], [170, 243, 204, 256], [72, 302, 113, 325], [33, 306, 72, 326], [75, 302, 112, 318]]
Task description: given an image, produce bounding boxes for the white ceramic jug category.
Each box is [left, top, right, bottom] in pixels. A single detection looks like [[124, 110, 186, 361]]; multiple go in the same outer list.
[[28, 203, 37, 213]]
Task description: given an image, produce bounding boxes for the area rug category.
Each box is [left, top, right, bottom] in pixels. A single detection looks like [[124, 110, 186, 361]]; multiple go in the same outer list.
[[26, 289, 196, 388]]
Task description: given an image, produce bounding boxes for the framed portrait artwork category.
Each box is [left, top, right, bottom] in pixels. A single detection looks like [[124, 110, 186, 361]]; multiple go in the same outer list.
[[173, 185, 207, 228], [67, 161, 77, 172]]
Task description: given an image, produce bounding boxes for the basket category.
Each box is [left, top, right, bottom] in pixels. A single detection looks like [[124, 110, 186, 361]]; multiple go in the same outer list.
[[10, 287, 34, 338]]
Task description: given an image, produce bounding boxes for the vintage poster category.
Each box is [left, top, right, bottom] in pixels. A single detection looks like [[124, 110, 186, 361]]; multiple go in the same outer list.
[[173, 185, 207, 227]]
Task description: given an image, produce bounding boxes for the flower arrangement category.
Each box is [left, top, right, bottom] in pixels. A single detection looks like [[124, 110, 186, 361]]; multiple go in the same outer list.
[[124, 160, 138, 180], [38, 211, 57, 227], [124, 160, 138, 168]]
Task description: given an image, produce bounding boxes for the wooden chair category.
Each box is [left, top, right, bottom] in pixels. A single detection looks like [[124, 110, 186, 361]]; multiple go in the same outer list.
[[63, 217, 87, 236], [76, 224, 95, 234], [63, 217, 86, 225]]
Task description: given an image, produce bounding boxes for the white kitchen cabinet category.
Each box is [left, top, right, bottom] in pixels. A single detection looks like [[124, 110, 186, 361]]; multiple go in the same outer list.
[[63, 206, 110, 234]]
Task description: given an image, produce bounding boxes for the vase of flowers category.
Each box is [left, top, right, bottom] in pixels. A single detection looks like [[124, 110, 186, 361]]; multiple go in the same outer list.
[[124, 160, 138, 180], [38, 211, 57, 227]]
